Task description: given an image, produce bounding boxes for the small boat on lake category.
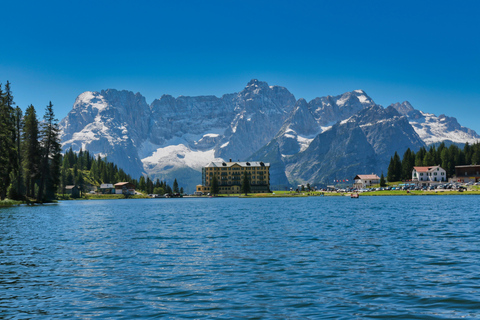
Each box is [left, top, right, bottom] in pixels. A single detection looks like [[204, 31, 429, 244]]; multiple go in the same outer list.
[[350, 193, 359, 198]]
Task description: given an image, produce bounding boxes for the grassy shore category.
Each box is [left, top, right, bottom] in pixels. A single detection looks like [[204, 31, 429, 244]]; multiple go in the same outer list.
[[231, 189, 480, 198], [0, 199, 24, 207], [81, 193, 150, 200]]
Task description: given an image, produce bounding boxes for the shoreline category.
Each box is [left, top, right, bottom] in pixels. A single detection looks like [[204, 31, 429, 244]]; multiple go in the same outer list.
[[2, 190, 479, 206]]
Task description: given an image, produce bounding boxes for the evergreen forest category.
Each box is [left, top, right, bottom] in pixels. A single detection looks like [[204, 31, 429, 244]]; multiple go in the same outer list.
[[0, 82, 182, 203], [387, 143, 480, 182]]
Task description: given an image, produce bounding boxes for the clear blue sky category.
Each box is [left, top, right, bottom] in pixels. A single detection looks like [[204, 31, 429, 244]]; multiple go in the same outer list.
[[2, 0, 479, 132]]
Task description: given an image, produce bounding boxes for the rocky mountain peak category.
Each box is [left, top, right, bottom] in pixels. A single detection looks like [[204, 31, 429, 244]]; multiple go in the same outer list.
[[390, 101, 415, 115], [388, 101, 480, 145], [308, 90, 376, 127], [59, 81, 479, 192], [246, 78, 268, 88]]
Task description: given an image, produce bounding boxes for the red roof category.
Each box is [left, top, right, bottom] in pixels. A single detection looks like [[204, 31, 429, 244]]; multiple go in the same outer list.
[[355, 174, 380, 180], [414, 166, 433, 172], [114, 182, 135, 188]]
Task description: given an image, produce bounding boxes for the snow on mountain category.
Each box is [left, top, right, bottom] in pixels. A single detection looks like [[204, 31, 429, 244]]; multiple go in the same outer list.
[[390, 101, 480, 145], [309, 89, 376, 126], [283, 105, 425, 187], [59, 82, 479, 191], [59, 80, 296, 191]]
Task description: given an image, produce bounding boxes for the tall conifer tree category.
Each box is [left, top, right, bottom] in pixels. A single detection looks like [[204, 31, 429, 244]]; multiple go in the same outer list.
[[0, 83, 16, 199], [37, 102, 61, 202], [23, 105, 40, 198]]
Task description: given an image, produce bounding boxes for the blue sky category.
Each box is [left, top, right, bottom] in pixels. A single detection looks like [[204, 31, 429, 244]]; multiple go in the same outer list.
[[2, 0, 479, 132]]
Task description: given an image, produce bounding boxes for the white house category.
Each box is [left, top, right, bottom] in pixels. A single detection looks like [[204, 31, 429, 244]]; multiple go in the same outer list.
[[353, 174, 380, 188], [412, 166, 446, 185]]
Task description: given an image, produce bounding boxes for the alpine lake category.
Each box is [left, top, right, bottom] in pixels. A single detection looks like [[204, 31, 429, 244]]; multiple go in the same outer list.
[[1, 195, 480, 319]]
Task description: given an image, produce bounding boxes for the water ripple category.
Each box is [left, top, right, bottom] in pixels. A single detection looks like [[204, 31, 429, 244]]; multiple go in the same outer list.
[[1, 196, 480, 318]]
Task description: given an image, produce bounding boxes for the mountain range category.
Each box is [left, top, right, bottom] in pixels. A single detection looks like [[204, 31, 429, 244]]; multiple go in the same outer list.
[[59, 80, 480, 191]]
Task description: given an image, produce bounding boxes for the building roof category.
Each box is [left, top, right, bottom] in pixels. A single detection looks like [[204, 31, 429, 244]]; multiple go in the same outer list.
[[114, 182, 135, 187], [206, 161, 270, 168], [65, 185, 77, 190], [355, 174, 380, 180], [100, 183, 114, 189], [414, 166, 442, 173], [455, 165, 480, 168]]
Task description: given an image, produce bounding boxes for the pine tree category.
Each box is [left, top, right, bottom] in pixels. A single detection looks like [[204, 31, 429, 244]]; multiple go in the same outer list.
[[401, 148, 414, 180], [76, 171, 85, 197], [146, 176, 153, 194], [139, 176, 146, 191], [415, 147, 426, 166], [173, 179, 179, 193], [240, 172, 251, 195], [387, 157, 394, 182], [23, 105, 40, 198], [0, 82, 16, 199], [60, 156, 69, 196], [472, 149, 480, 165], [8, 106, 25, 199], [393, 152, 402, 181], [380, 173, 386, 187], [423, 152, 435, 166], [37, 102, 61, 202], [210, 174, 219, 196], [464, 142, 472, 164]]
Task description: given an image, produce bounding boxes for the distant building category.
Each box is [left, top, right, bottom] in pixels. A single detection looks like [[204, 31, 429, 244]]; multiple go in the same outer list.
[[353, 174, 380, 188], [114, 182, 136, 195], [98, 183, 115, 194], [65, 185, 80, 198], [412, 166, 446, 185], [455, 165, 480, 182], [196, 160, 270, 194]]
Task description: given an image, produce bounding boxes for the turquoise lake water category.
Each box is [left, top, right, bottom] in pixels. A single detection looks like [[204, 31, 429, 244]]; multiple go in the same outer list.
[[1, 196, 480, 319]]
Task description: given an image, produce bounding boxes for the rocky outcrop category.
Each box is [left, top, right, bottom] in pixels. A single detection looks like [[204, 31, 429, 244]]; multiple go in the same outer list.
[[390, 101, 480, 145], [59, 81, 478, 192]]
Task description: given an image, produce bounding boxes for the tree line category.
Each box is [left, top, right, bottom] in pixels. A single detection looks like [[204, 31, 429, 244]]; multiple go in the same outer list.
[[386, 142, 480, 182], [62, 147, 183, 196], [0, 81, 61, 202], [0, 82, 183, 202]]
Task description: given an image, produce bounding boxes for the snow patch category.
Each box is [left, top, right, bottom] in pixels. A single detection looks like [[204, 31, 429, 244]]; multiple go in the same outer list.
[[297, 135, 314, 152], [357, 95, 368, 103], [336, 96, 348, 107], [320, 125, 333, 132], [142, 144, 222, 171], [203, 133, 219, 138], [407, 110, 480, 145], [77, 92, 108, 112]]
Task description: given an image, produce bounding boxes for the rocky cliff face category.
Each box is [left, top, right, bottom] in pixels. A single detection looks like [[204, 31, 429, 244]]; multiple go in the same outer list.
[[281, 105, 425, 186], [390, 101, 480, 145], [59, 81, 479, 191], [60, 90, 149, 178]]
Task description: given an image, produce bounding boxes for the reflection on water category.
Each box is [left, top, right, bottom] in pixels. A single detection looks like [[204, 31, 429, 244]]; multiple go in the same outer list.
[[1, 196, 480, 319]]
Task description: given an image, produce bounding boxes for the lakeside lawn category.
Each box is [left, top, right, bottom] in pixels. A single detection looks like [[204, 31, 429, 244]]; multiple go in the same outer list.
[[0, 199, 24, 207], [232, 189, 480, 198]]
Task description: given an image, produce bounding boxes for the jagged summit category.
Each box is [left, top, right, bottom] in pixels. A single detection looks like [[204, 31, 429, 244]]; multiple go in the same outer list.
[[389, 101, 480, 145], [390, 101, 415, 115], [59, 80, 479, 191]]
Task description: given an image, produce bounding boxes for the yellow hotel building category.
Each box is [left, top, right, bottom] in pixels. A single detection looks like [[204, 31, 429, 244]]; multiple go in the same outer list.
[[196, 160, 270, 194]]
